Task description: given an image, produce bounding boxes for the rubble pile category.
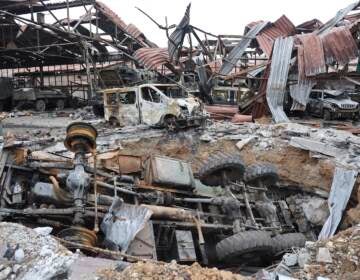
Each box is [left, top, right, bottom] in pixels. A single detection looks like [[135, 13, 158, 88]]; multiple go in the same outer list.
[[0, 222, 75, 280], [295, 224, 360, 280], [98, 260, 247, 280]]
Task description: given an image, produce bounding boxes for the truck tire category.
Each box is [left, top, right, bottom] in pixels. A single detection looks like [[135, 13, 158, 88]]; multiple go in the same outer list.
[[271, 233, 306, 254], [56, 99, 65, 110], [93, 104, 104, 117], [35, 99, 46, 112], [109, 117, 119, 127], [244, 163, 279, 186], [323, 109, 332, 121], [216, 231, 272, 261], [198, 152, 245, 186], [164, 115, 179, 132]]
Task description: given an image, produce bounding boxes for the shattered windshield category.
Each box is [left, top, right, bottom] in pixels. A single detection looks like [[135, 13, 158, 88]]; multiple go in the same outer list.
[[324, 92, 348, 99]]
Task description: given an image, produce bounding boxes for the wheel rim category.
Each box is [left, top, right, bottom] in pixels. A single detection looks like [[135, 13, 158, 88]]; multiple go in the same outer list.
[[36, 100, 46, 111], [165, 117, 177, 131], [57, 100, 64, 110]]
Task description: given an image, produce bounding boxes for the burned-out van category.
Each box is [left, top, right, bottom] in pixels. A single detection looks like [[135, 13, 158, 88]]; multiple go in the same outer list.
[[102, 84, 206, 130]]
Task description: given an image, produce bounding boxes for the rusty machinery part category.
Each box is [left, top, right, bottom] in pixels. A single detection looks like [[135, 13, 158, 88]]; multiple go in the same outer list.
[[244, 163, 279, 186], [216, 231, 272, 262], [197, 153, 245, 187], [64, 122, 98, 154], [271, 233, 307, 255], [57, 227, 98, 248]]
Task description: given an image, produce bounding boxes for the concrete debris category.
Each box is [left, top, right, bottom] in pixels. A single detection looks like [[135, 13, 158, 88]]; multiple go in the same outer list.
[[316, 247, 333, 263], [0, 222, 76, 280], [294, 224, 360, 279], [97, 260, 247, 280]]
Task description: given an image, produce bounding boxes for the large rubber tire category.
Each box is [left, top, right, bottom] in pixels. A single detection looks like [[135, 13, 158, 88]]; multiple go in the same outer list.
[[198, 152, 245, 186], [323, 109, 332, 121], [164, 115, 179, 132], [56, 99, 65, 110], [216, 231, 273, 261], [271, 233, 307, 255], [92, 104, 104, 117], [35, 99, 46, 112], [244, 163, 279, 186]]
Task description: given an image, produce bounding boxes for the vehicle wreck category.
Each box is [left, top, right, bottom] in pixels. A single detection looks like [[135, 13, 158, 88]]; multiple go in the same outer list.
[[0, 122, 329, 268], [102, 84, 206, 129]]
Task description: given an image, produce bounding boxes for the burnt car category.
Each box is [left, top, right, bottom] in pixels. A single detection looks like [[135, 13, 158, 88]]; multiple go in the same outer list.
[[0, 123, 326, 267], [307, 89, 360, 120], [101, 84, 207, 130]]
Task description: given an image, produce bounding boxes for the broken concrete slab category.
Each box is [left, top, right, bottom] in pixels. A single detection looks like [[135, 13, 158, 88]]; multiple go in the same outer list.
[[289, 137, 343, 157], [316, 247, 333, 264]]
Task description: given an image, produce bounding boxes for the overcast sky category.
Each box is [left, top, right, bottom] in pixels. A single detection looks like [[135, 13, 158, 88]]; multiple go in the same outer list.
[[58, 0, 356, 47]]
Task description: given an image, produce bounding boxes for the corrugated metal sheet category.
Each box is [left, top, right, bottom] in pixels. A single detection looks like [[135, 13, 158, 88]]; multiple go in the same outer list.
[[219, 21, 268, 76], [317, 1, 360, 35], [125, 24, 144, 42], [273, 15, 296, 36], [296, 18, 323, 32], [168, 4, 191, 61], [298, 34, 326, 77], [266, 37, 294, 123], [251, 63, 271, 119], [255, 15, 295, 57], [290, 79, 316, 110], [322, 27, 358, 65], [256, 35, 275, 58], [134, 48, 170, 70], [318, 167, 358, 240], [95, 2, 155, 48]]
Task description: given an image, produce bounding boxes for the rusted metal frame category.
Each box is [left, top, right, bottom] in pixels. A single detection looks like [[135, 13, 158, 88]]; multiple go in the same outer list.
[[0, 10, 139, 64], [29, 0, 34, 21], [190, 25, 218, 39], [213, 37, 220, 59], [5, 0, 95, 15], [95, 4, 99, 37], [152, 220, 232, 230], [191, 28, 213, 61], [66, 0, 70, 31], [57, 237, 151, 262], [72, 5, 94, 31], [136, 6, 176, 31], [39, 0, 68, 32], [188, 32, 193, 63], [0, 207, 104, 217]]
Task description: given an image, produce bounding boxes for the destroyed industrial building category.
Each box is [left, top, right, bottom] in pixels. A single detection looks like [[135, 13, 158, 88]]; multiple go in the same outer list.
[[1, 1, 360, 279]]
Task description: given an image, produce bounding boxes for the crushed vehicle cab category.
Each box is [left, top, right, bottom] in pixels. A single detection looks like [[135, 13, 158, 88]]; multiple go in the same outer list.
[[307, 89, 360, 120], [102, 84, 206, 130]]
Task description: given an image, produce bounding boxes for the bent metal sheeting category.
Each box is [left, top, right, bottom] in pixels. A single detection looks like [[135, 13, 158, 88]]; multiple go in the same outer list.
[[266, 37, 294, 123], [219, 21, 269, 76]]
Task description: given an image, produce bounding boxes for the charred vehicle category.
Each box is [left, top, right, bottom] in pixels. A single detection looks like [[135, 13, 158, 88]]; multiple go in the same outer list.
[[307, 89, 360, 120], [12, 88, 69, 112], [0, 122, 326, 267], [102, 84, 206, 130]]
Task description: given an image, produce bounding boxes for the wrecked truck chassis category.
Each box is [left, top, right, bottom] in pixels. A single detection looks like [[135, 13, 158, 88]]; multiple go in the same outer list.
[[0, 123, 324, 267], [0, 161, 322, 266]]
